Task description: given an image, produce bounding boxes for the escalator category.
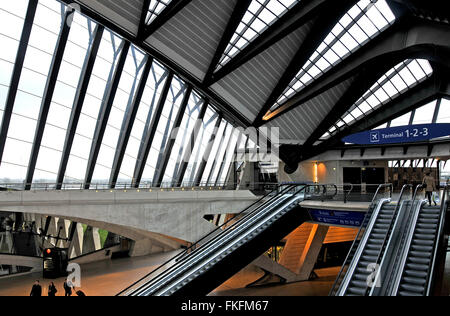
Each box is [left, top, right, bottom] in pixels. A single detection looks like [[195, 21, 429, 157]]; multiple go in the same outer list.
[[335, 199, 396, 296], [332, 185, 449, 296], [391, 198, 449, 296], [118, 184, 311, 296]]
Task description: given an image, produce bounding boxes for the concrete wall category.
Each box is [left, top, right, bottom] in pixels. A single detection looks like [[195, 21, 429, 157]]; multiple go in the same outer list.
[[279, 160, 388, 185], [0, 190, 258, 245]]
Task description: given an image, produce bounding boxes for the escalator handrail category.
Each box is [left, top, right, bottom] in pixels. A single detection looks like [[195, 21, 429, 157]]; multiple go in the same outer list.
[[390, 185, 428, 295], [118, 184, 307, 296], [329, 183, 391, 295], [148, 194, 306, 296], [425, 185, 449, 296], [372, 183, 394, 203], [130, 187, 301, 296], [337, 198, 391, 296], [116, 183, 296, 296], [366, 184, 412, 296]]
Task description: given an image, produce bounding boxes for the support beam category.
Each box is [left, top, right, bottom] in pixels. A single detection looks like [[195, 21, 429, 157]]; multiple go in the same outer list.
[[215, 129, 239, 186], [0, 0, 38, 164], [109, 56, 153, 188], [24, 9, 73, 190], [296, 224, 329, 280], [174, 100, 209, 187], [139, 0, 193, 41], [137, 0, 151, 40], [205, 123, 229, 185], [300, 74, 447, 162], [152, 85, 193, 187], [203, 0, 252, 84], [56, 25, 104, 189], [133, 72, 174, 188], [194, 115, 223, 186], [84, 41, 131, 189], [253, 1, 356, 125], [261, 19, 450, 126]]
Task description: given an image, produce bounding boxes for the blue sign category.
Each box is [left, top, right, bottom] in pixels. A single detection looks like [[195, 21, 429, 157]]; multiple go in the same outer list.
[[342, 124, 450, 145], [308, 209, 365, 227]]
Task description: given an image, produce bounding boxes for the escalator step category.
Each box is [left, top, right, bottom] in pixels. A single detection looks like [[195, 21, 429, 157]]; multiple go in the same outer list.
[[361, 255, 378, 262], [367, 239, 383, 245], [353, 273, 369, 281], [403, 277, 426, 286], [366, 244, 382, 251], [398, 291, 423, 297], [372, 228, 388, 235], [406, 263, 429, 271], [346, 287, 367, 296], [417, 223, 438, 229], [408, 257, 430, 265], [371, 234, 387, 239], [409, 251, 432, 258], [419, 214, 439, 220], [412, 239, 434, 246], [355, 268, 371, 274], [364, 250, 381, 256], [411, 245, 433, 252], [400, 283, 425, 294], [375, 224, 390, 230], [413, 234, 435, 240], [350, 280, 369, 288], [418, 219, 439, 224], [416, 229, 437, 235], [404, 270, 428, 278]]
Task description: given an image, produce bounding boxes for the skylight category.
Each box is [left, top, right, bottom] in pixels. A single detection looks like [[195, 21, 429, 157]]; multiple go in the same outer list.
[[320, 59, 433, 141], [216, 0, 300, 70], [271, 0, 396, 112], [146, 0, 172, 25]]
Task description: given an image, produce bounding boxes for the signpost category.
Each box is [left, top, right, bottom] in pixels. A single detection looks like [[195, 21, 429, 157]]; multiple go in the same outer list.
[[342, 124, 450, 145]]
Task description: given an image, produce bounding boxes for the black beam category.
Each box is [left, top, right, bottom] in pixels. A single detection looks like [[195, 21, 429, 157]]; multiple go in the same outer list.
[[428, 144, 434, 157], [174, 100, 209, 187], [203, 0, 252, 84], [56, 25, 104, 189], [194, 115, 223, 186], [139, 0, 193, 41], [137, 0, 151, 40], [0, 0, 38, 164], [302, 56, 419, 148], [152, 85, 193, 187], [133, 71, 174, 188], [215, 128, 237, 186], [84, 41, 131, 189], [58, 0, 251, 127], [109, 56, 153, 188], [300, 75, 446, 162], [261, 19, 450, 126], [253, 1, 356, 125], [24, 9, 73, 190], [209, 0, 343, 85], [403, 146, 409, 155]]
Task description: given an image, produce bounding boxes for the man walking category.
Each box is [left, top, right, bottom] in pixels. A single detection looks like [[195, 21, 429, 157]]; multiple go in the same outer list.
[[30, 280, 42, 297], [423, 172, 437, 206]]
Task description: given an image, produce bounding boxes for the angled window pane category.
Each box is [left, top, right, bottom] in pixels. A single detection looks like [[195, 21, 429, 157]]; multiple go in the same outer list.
[[146, 0, 173, 25], [437, 99, 450, 124], [413, 100, 437, 125], [182, 107, 218, 186], [217, 0, 301, 70], [0, 0, 63, 184], [141, 76, 187, 185], [118, 60, 169, 184], [65, 30, 124, 183], [91, 46, 147, 185], [271, 0, 396, 112], [200, 119, 227, 186], [163, 92, 203, 185]]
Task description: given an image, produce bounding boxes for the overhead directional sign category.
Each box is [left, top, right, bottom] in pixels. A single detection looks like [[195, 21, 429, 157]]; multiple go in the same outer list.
[[343, 124, 450, 145], [308, 209, 365, 227]]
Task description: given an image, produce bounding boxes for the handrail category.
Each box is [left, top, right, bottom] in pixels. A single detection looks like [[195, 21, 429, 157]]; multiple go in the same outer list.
[[425, 185, 449, 296], [116, 183, 304, 296], [329, 183, 392, 295], [372, 183, 394, 203], [140, 192, 306, 296], [125, 184, 308, 296], [336, 198, 391, 296], [390, 184, 427, 295], [365, 184, 412, 296]]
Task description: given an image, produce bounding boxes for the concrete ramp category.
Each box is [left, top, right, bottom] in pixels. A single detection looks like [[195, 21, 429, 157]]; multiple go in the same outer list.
[[0, 255, 42, 272]]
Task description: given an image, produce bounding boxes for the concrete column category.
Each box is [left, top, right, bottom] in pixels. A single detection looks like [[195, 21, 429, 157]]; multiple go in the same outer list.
[[296, 224, 329, 280]]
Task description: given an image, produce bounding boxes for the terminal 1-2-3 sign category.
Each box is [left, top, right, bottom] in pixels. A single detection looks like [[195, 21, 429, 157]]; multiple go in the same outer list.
[[342, 123, 450, 145]]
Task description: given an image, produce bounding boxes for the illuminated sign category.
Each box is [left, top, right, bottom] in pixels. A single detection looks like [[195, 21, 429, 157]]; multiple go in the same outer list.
[[308, 209, 365, 227], [342, 124, 450, 145]]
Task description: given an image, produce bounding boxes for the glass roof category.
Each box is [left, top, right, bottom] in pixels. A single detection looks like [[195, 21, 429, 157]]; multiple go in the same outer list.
[[0, 0, 241, 189], [146, 0, 173, 26], [270, 0, 396, 113], [216, 0, 300, 71], [320, 59, 433, 141]]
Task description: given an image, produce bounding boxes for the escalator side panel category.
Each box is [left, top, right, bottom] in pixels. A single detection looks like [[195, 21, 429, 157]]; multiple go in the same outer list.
[[169, 205, 311, 296]]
